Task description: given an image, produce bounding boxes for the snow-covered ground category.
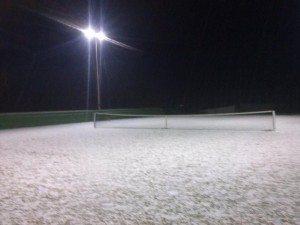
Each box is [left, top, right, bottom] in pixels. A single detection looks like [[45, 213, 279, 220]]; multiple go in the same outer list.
[[0, 115, 299, 225]]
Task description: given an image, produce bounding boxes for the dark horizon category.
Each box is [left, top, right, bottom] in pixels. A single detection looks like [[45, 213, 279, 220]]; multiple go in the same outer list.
[[0, 0, 299, 113]]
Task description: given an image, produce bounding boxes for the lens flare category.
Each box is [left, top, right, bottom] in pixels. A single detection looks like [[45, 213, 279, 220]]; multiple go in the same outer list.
[[96, 31, 107, 41], [81, 27, 97, 40]]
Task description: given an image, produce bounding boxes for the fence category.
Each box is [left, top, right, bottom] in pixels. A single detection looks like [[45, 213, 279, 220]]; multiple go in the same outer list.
[[0, 108, 163, 129]]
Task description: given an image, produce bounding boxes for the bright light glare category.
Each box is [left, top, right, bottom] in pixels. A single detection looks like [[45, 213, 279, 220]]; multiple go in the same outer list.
[[82, 27, 107, 41], [81, 27, 137, 51], [96, 31, 107, 41], [82, 27, 96, 40]]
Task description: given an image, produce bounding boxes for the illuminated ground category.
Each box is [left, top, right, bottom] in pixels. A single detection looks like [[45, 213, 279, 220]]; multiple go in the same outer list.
[[0, 116, 299, 224]]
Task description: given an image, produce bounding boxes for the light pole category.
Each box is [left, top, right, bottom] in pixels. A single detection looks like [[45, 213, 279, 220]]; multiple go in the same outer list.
[[82, 27, 107, 110], [38, 15, 137, 109]]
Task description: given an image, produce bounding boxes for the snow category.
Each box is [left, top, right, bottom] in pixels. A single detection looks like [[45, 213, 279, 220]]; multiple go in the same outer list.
[[0, 115, 299, 225]]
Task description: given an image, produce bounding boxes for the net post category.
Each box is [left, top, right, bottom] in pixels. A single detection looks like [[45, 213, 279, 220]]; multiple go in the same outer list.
[[93, 113, 97, 128], [165, 116, 168, 129], [272, 110, 276, 132]]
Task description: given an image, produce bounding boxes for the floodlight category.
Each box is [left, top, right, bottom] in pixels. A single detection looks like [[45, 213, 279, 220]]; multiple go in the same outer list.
[[82, 27, 96, 40], [96, 31, 107, 41]]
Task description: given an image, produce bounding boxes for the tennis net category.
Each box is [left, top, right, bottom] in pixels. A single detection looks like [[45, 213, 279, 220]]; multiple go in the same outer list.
[[93, 110, 276, 131]]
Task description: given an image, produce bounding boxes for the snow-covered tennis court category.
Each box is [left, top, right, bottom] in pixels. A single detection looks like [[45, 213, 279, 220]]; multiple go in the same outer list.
[[0, 115, 299, 225]]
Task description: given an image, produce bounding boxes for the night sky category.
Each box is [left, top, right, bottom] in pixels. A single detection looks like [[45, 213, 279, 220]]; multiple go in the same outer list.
[[0, 0, 299, 113]]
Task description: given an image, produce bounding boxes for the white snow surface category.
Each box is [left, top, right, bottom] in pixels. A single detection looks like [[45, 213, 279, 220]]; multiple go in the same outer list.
[[0, 115, 299, 225]]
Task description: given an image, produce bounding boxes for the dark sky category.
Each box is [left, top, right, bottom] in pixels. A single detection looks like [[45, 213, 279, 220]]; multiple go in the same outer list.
[[0, 0, 299, 113]]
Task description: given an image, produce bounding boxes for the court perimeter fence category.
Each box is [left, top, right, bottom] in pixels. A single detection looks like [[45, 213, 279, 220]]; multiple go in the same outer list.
[[0, 108, 164, 130]]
